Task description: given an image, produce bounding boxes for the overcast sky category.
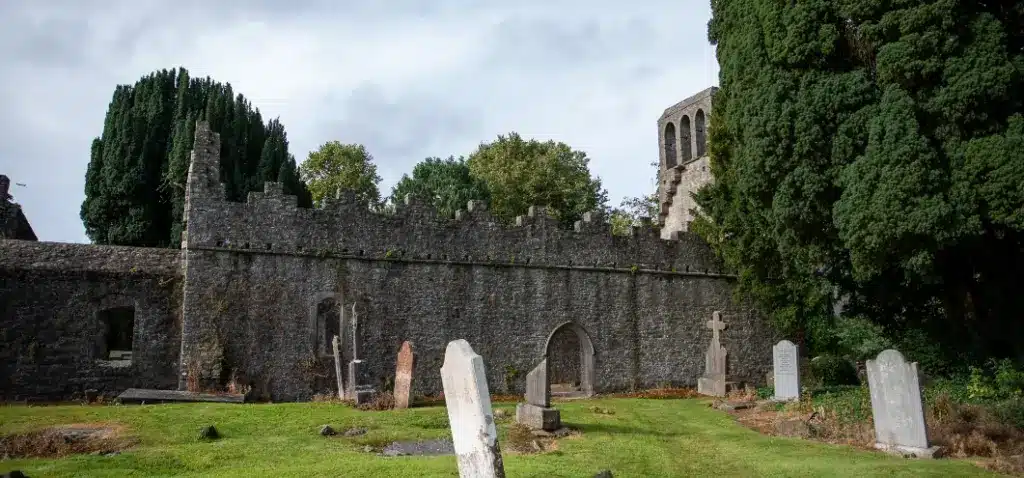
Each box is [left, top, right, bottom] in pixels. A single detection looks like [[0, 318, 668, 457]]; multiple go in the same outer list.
[[0, 0, 718, 243]]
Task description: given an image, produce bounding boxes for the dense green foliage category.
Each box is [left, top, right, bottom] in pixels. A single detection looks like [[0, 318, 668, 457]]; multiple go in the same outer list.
[[466, 133, 608, 225], [809, 355, 860, 386], [299, 141, 382, 208], [389, 156, 490, 217], [698, 0, 1024, 366], [81, 67, 311, 248]]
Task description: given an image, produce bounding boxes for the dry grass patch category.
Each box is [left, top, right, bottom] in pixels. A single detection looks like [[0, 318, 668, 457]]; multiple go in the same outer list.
[[608, 387, 700, 399], [0, 423, 137, 459]]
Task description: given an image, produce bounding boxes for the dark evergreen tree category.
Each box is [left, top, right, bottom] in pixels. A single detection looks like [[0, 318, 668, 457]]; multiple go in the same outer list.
[[389, 156, 489, 218], [697, 0, 1024, 366], [81, 67, 313, 248]]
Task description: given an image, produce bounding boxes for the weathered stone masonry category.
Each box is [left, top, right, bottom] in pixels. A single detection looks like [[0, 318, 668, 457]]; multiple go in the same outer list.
[[0, 241, 181, 401], [2, 90, 777, 401]]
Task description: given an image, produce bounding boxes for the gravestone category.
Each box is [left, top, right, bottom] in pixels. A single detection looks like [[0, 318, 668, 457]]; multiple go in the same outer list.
[[345, 303, 374, 404], [697, 311, 728, 396], [394, 341, 415, 409], [866, 349, 941, 458], [525, 358, 549, 407], [516, 358, 561, 431], [441, 339, 506, 478], [772, 340, 800, 401], [332, 335, 345, 399]]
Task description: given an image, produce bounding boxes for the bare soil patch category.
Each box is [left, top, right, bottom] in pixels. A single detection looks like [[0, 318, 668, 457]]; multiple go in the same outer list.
[[0, 423, 137, 459], [726, 398, 1024, 476]]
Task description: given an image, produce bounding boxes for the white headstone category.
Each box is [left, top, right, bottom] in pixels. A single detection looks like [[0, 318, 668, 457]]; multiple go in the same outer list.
[[440, 340, 506, 478], [772, 340, 800, 401], [866, 349, 939, 458]]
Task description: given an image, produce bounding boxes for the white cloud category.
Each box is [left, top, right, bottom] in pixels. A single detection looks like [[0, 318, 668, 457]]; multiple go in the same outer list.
[[0, 0, 718, 243]]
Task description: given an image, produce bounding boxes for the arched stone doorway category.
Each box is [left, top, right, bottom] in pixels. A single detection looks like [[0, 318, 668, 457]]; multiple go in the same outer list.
[[544, 322, 595, 397]]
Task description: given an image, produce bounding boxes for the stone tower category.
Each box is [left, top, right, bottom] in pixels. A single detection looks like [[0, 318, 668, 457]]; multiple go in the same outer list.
[[657, 86, 717, 239]]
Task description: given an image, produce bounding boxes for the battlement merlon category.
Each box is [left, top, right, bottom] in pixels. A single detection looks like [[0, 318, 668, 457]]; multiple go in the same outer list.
[[659, 86, 718, 122], [181, 121, 226, 248], [180, 122, 727, 273]]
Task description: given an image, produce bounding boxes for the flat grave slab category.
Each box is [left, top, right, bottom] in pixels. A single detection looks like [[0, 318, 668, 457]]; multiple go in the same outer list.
[[117, 388, 246, 404]]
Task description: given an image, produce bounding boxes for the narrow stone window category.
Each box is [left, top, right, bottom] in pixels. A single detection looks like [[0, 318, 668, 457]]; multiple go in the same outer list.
[[680, 115, 692, 163], [695, 109, 707, 157], [100, 306, 135, 361], [663, 122, 678, 169]]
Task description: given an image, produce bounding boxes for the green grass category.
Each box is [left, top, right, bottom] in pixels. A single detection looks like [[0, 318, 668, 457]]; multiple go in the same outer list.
[[0, 398, 1002, 478]]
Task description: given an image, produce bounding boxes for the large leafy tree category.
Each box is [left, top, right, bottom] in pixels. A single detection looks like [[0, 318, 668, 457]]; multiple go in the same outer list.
[[697, 0, 1024, 364], [466, 133, 608, 225], [389, 156, 490, 217], [299, 142, 382, 208], [82, 67, 311, 248]]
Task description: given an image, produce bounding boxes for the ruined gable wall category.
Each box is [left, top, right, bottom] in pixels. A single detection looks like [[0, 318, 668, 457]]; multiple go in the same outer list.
[[658, 87, 716, 238], [0, 240, 182, 401], [180, 122, 777, 401]]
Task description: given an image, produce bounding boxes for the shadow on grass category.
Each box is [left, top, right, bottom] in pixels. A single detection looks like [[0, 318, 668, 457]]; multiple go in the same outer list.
[[569, 422, 681, 438]]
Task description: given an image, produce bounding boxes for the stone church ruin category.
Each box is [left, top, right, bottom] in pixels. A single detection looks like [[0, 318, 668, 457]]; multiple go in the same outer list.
[[1, 87, 778, 402]]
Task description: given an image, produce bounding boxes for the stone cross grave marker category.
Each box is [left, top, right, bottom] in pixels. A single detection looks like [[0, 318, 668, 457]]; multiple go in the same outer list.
[[866, 349, 941, 458], [772, 340, 800, 401], [698, 311, 728, 396], [332, 335, 345, 399], [394, 341, 414, 409], [441, 339, 506, 478]]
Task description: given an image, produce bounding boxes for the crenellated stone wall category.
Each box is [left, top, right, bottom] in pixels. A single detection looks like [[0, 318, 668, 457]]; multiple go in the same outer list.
[[1, 104, 777, 403], [177, 121, 777, 401]]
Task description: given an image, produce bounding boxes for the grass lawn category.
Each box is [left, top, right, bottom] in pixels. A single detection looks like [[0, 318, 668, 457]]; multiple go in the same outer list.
[[0, 398, 1003, 478]]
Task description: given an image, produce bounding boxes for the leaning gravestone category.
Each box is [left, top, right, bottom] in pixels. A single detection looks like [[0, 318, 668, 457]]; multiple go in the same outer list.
[[697, 311, 728, 396], [394, 341, 415, 409], [772, 340, 800, 401], [866, 349, 941, 458], [441, 339, 506, 478], [516, 358, 561, 431]]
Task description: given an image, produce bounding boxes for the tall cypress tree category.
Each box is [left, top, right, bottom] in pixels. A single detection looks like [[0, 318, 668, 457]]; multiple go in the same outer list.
[[81, 67, 313, 248], [697, 0, 1024, 365]]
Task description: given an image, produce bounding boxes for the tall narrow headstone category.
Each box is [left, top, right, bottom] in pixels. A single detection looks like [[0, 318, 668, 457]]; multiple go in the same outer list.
[[332, 335, 345, 399], [697, 311, 728, 396], [349, 303, 360, 360], [772, 340, 800, 401], [394, 341, 415, 409], [516, 358, 561, 431], [441, 340, 505, 478], [866, 349, 941, 458], [344, 303, 373, 404]]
